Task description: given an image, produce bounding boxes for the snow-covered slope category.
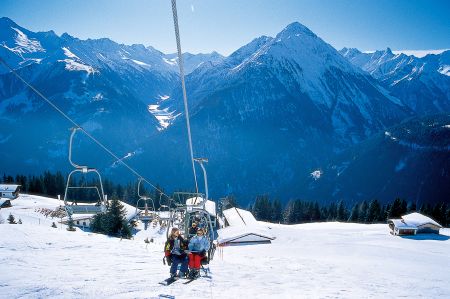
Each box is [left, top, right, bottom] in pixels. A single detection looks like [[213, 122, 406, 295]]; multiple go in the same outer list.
[[1, 195, 449, 298], [340, 47, 450, 115]]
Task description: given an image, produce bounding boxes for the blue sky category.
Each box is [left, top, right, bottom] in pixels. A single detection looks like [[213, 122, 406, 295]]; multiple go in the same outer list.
[[1, 0, 449, 55]]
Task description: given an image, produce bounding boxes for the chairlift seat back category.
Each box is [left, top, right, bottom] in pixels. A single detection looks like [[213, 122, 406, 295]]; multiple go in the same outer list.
[[66, 205, 106, 215]]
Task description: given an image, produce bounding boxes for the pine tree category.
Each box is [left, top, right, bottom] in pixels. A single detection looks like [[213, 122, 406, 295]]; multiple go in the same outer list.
[[283, 201, 296, 224], [6, 175, 13, 183], [441, 203, 449, 227], [271, 199, 283, 223], [55, 171, 66, 197], [252, 195, 271, 221], [91, 195, 128, 236], [7, 213, 16, 224], [312, 202, 321, 222], [51, 222, 57, 228], [407, 201, 417, 212], [389, 198, 404, 218], [18, 219, 22, 224], [348, 202, 360, 222], [358, 201, 368, 223], [105, 195, 128, 235], [446, 206, 450, 228], [320, 206, 329, 221], [120, 221, 132, 239], [90, 213, 104, 232], [379, 204, 387, 222], [384, 203, 391, 220], [400, 199, 407, 215], [294, 200, 305, 223], [44, 171, 56, 196], [432, 202, 447, 226], [367, 199, 381, 223], [327, 202, 337, 221], [336, 201, 347, 221]]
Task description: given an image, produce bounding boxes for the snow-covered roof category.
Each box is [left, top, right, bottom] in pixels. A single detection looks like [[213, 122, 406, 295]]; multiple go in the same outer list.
[[120, 200, 139, 221], [222, 207, 258, 227], [0, 184, 21, 192], [186, 197, 216, 216], [217, 225, 275, 245], [388, 219, 418, 230], [0, 198, 10, 206], [401, 212, 442, 228]]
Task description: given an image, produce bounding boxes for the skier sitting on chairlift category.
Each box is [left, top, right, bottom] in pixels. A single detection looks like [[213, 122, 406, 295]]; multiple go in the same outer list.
[[187, 227, 210, 279], [164, 227, 189, 278], [188, 221, 199, 239]]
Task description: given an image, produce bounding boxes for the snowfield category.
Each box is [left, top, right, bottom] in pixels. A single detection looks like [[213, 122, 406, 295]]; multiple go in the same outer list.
[[1, 195, 449, 299]]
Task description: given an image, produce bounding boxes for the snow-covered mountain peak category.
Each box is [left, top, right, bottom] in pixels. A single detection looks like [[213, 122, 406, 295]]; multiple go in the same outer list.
[[0, 18, 46, 56], [228, 36, 273, 63], [60, 32, 76, 41], [0, 16, 16, 28], [10, 27, 45, 54], [341, 46, 450, 114], [340, 47, 362, 57], [277, 21, 317, 39]]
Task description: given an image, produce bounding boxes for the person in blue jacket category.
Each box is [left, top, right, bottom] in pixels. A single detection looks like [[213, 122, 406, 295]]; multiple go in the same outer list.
[[187, 227, 210, 278]]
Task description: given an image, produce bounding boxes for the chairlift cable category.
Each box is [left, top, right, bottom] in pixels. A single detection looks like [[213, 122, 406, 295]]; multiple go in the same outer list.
[[170, 0, 199, 194], [0, 57, 171, 200]]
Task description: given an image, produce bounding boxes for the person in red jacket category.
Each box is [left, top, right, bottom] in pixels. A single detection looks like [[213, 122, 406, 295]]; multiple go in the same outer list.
[[164, 227, 189, 278]]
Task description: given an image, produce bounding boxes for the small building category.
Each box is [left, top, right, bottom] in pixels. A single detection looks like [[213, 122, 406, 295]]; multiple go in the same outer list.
[[0, 184, 21, 200], [217, 225, 276, 246], [222, 207, 258, 227], [401, 212, 442, 234], [217, 207, 275, 246], [388, 212, 442, 235], [387, 219, 418, 236]]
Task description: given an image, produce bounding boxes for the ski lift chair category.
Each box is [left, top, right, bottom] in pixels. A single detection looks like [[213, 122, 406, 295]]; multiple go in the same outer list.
[[64, 128, 107, 216], [135, 178, 156, 230]]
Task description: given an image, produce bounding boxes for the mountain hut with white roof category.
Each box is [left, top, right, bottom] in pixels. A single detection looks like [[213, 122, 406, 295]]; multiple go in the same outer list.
[[388, 212, 442, 235], [0, 184, 21, 208], [217, 207, 275, 246]]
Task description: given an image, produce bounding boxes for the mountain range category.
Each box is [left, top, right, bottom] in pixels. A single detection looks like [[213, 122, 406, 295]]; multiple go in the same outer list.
[[340, 47, 450, 115], [0, 17, 449, 205]]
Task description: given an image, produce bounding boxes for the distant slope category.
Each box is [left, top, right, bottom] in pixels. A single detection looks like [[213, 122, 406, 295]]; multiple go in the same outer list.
[[301, 114, 450, 204]]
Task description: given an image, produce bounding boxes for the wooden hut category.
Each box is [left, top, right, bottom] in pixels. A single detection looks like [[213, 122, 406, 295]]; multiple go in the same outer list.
[[388, 212, 442, 235], [387, 219, 418, 235], [401, 212, 442, 234], [0, 184, 21, 200], [217, 207, 275, 246]]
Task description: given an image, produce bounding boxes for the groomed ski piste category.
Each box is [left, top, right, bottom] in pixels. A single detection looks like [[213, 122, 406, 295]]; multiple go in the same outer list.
[[1, 195, 449, 299]]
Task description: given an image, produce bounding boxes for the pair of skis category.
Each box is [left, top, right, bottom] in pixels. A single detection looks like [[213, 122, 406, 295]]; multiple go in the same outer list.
[[159, 276, 198, 286]]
